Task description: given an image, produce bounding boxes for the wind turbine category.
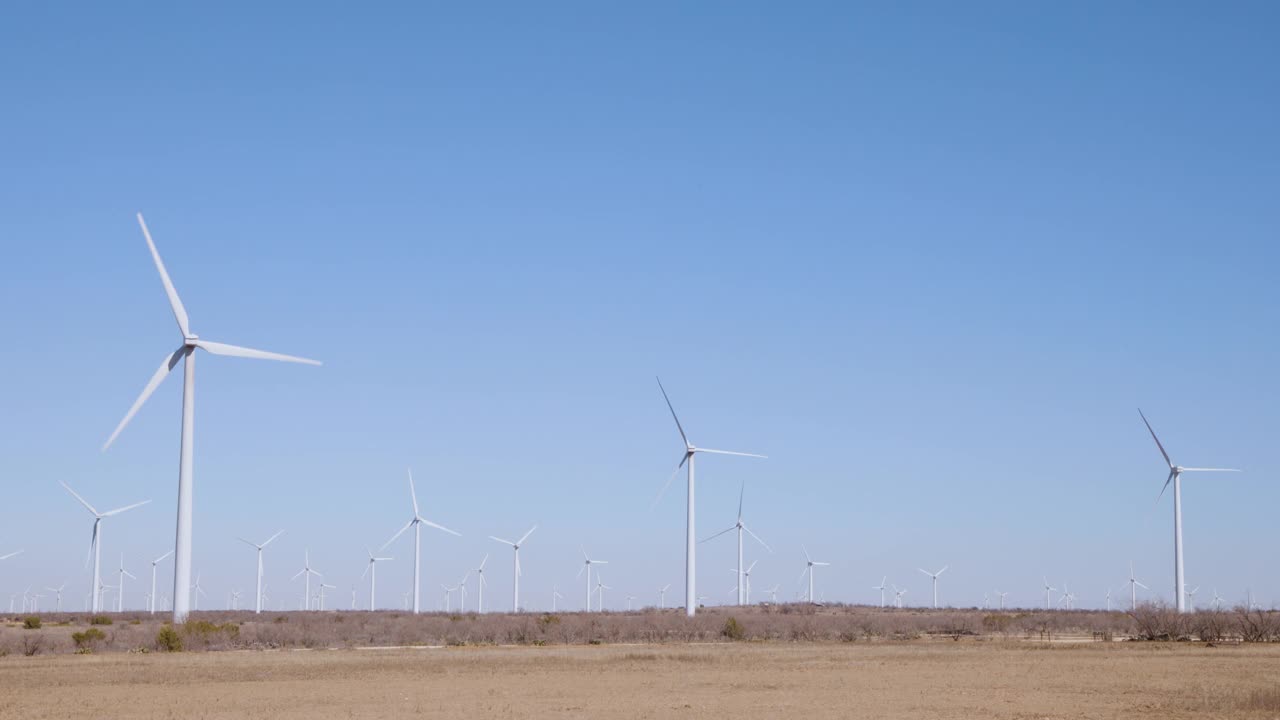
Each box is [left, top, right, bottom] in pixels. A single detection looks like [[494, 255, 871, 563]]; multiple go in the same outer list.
[[380, 469, 460, 614], [231, 589, 242, 611], [440, 584, 455, 612], [701, 481, 773, 607], [1042, 577, 1057, 611], [1212, 589, 1224, 611], [457, 572, 470, 611], [800, 546, 830, 604], [1105, 588, 1112, 612], [191, 572, 207, 611], [116, 554, 137, 611], [766, 585, 780, 604], [552, 585, 564, 612], [995, 590, 1009, 610], [577, 548, 607, 611], [1139, 409, 1241, 613], [318, 583, 336, 611], [1185, 586, 1200, 612], [918, 566, 948, 609], [101, 213, 322, 623], [361, 547, 392, 611], [473, 554, 489, 613], [655, 378, 766, 617], [291, 550, 322, 610], [594, 576, 611, 611], [626, 594, 637, 611], [149, 550, 174, 615], [45, 579, 65, 607], [60, 482, 150, 613], [1127, 562, 1148, 610], [872, 577, 888, 608], [1058, 584, 1074, 610], [490, 525, 536, 612], [892, 585, 907, 608], [238, 530, 284, 614], [658, 583, 671, 609]]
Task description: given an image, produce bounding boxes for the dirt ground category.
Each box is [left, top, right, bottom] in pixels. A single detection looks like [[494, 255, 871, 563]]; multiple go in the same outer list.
[[1, 641, 1277, 719]]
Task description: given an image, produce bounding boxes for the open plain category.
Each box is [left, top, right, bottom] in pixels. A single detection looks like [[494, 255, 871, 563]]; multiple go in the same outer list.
[[2, 641, 1279, 719]]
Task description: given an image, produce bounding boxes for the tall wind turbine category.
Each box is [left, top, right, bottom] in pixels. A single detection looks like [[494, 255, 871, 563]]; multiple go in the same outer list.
[[1127, 562, 1148, 610], [291, 550, 322, 610], [1139, 409, 1241, 613], [800, 546, 830, 604], [918, 566, 948, 609], [238, 530, 284, 614], [490, 525, 536, 612], [995, 590, 1009, 610], [594, 576, 611, 611], [702, 482, 772, 607], [46, 583, 66, 612], [655, 378, 766, 617], [380, 469, 460, 614], [361, 547, 392, 611], [148, 550, 174, 615], [473, 555, 489, 613], [577, 548, 607, 611], [101, 214, 321, 623], [872, 577, 888, 608], [1042, 577, 1057, 611], [60, 482, 149, 613], [116, 554, 137, 611]]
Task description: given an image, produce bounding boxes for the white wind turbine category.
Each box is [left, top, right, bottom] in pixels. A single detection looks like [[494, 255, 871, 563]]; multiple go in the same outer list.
[[380, 469, 460, 614], [577, 548, 607, 611], [191, 572, 207, 611], [490, 525, 536, 612], [892, 585, 907, 608], [440, 584, 456, 612], [318, 583, 336, 611], [149, 550, 174, 615], [1139, 409, 1241, 613], [1212, 589, 1224, 611], [361, 547, 393, 611], [995, 590, 1009, 610], [594, 576, 611, 611], [231, 589, 242, 611], [766, 585, 780, 604], [457, 572, 470, 611], [1042, 577, 1057, 611], [655, 378, 766, 617], [552, 585, 564, 612], [918, 566, 948, 609], [116, 554, 137, 612], [872, 577, 888, 608], [473, 555, 489, 613], [1105, 588, 1112, 611], [1127, 563, 1148, 611], [1185, 586, 1200, 612], [658, 583, 671, 609], [238, 530, 284, 614], [702, 482, 772, 607], [626, 595, 637, 611], [46, 583, 66, 612], [102, 213, 321, 623], [60, 482, 150, 613], [728, 560, 759, 604], [291, 550, 322, 610], [799, 546, 830, 604]]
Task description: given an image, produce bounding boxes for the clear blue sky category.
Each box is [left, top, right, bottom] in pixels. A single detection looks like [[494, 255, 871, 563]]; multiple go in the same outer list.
[[1, 2, 1276, 612]]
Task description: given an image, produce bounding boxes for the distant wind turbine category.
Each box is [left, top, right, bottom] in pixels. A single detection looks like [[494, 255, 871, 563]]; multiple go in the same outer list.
[[893, 585, 907, 608], [46, 583, 66, 612], [995, 590, 1009, 610], [291, 550, 322, 610], [238, 530, 284, 614], [918, 566, 948, 609], [654, 378, 766, 617], [800, 546, 830, 604], [474, 555, 489, 613], [361, 547, 393, 611], [1139, 409, 1241, 613], [101, 213, 321, 623], [577, 548, 607, 611], [1127, 562, 1148, 610], [658, 583, 671, 609], [702, 481, 772, 607], [1043, 577, 1057, 611], [380, 469, 460, 614], [552, 585, 563, 612], [149, 550, 174, 615], [1185, 586, 1200, 612], [872, 577, 888, 608], [60, 482, 149, 613], [490, 525, 536, 612], [116, 554, 137, 611], [191, 572, 207, 611]]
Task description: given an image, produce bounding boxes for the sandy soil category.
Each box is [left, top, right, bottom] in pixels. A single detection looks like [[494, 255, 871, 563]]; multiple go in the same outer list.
[[1, 641, 1277, 719]]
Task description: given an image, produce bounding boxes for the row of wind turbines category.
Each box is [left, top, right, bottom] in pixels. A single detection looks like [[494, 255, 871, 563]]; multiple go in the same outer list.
[[0, 214, 1246, 621]]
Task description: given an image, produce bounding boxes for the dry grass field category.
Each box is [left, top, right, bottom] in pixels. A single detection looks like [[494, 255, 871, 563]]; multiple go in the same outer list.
[[2, 641, 1278, 719]]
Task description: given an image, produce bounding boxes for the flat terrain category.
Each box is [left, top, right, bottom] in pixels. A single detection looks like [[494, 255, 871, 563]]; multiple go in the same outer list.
[[2, 641, 1277, 719]]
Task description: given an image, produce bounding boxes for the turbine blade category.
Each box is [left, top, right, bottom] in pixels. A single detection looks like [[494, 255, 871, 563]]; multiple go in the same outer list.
[[0, 550, 22, 561], [917, 568, 931, 577], [516, 525, 537, 546], [936, 566, 949, 576], [1138, 409, 1173, 468], [694, 448, 767, 459], [291, 568, 306, 581], [101, 499, 151, 517], [1155, 469, 1175, 505], [420, 518, 460, 537], [123, 570, 137, 580], [737, 481, 745, 521], [153, 550, 173, 564], [802, 545, 811, 563], [490, 536, 516, 546], [196, 339, 321, 366], [650, 461, 685, 509], [136, 213, 191, 337], [59, 482, 99, 516], [360, 563, 370, 580], [699, 526, 736, 544], [407, 469, 419, 516], [103, 346, 187, 451], [262, 530, 286, 547], [742, 524, 772, 553], [380, 519, 414, 551], [1179, 467, 1243, 473], [655, 377, 689, 447], [237, 537, 258, 548], [478, 554, 488, 570]]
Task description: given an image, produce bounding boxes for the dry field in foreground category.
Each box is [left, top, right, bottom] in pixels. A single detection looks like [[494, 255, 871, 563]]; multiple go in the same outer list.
[[1, 641, 1278, 719]]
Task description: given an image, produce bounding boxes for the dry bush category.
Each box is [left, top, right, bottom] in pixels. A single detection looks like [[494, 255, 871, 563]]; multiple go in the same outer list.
[[1128, 602, 1189, 641]]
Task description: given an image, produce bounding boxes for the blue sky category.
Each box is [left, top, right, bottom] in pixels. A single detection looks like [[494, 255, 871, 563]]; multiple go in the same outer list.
[[1, 2, 1276, 612]]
